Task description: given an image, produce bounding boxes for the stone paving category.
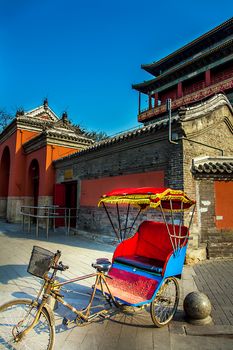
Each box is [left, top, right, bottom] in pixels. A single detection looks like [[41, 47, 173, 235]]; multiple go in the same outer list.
[[194, 260, 233, 326], [0, 221, 233, 349]]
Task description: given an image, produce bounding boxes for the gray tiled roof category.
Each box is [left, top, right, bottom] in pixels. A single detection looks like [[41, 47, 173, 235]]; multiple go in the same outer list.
[[54, 116, 180, 164], [192, 159, 233, 176]]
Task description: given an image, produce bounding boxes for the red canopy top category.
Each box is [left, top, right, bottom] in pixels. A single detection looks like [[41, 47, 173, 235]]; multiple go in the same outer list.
[[103, 187, 164, 197], [98, 187, 195, 211]]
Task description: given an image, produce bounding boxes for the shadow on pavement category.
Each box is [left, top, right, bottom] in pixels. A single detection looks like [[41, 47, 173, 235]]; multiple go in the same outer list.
[[0, 263, 160, 333], [0, 264, 28, 284], [0, 220, 115, 254]]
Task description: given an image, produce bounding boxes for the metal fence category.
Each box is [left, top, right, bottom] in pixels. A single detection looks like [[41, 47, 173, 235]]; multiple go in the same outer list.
[[20, 205, 77, 239]]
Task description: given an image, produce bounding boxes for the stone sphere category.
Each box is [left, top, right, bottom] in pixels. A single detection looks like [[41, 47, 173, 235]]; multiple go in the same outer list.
[[183, 291, 212, 320]]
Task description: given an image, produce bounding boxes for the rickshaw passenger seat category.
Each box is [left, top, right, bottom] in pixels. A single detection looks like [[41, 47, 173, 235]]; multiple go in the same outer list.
[[113, 221, 188, 274]]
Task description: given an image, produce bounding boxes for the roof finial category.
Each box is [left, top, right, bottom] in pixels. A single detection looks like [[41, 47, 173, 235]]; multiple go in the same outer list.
[[16, 108, 24, 117], [62, 111, 68, 123], [43, 98, 48, 109]]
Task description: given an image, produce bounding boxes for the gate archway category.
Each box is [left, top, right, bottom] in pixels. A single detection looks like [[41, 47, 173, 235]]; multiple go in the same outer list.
[[0, 147, 11, 217]]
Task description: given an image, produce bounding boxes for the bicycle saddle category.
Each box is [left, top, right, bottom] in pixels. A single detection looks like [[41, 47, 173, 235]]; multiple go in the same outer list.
[[92, 258, 111, 272]]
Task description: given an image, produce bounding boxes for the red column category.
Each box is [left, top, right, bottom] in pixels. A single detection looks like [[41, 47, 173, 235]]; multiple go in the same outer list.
[[205, 70, 211, 86], [177, 82, 183, 98], [154, 92, 159, 107]]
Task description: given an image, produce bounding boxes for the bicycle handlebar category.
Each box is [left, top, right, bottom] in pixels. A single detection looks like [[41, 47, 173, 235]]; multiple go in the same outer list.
[[51, 261, 69, 272]]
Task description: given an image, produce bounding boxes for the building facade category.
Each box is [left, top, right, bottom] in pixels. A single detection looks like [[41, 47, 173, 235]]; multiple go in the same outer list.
[[0, 100, 93, 222], [55, 19, 233, 259], [1, 19, 232, 259], [54, 94, 233, 256], [133, 17, 233, 124]]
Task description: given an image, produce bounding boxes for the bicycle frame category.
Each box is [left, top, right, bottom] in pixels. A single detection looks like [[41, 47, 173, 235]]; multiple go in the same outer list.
[[48, 271, 118, 324], [13, 268, 118, 343]]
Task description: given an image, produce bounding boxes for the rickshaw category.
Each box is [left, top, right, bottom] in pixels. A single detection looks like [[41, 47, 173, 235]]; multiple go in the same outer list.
[[0, 187, 195, 349]]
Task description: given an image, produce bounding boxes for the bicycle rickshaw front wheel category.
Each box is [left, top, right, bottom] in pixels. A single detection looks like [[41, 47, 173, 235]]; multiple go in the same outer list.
[[150, 277, 180, 327], [0, 299, 55, 350]]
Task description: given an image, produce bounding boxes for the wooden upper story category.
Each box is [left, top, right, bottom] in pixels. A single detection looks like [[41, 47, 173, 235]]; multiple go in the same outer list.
[[133, 18, 233, 123]]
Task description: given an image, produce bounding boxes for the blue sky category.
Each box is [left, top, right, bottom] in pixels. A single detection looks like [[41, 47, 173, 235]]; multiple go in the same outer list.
[[0, 0, 232, 135]]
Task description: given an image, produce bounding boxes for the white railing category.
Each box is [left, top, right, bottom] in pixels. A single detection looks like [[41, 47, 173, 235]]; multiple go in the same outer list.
[[20, 205, 77, 239]]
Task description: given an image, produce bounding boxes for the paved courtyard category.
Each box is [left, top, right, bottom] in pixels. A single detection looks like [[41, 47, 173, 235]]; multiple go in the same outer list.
[[194, 260, 233, 326], [0, 221, 233, 349]]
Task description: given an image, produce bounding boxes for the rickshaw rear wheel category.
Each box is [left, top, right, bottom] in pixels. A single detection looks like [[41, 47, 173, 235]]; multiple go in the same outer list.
[[150, 277, 180, 327]]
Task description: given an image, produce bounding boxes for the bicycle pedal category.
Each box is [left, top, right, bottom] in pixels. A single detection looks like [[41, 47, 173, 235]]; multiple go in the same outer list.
[[62, 317, 71, 326], [99, 312, 110, 319]]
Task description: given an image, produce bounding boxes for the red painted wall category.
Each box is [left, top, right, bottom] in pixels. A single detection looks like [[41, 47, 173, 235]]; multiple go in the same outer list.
[[80, 170, 165, 206], [25, 146, 46, 196], [1, 126, 80, 198], [0, 129, 41, 197], [45, 145, 78, 196], [0, 135, 14, 197], [215, 181, 233, 229], [25, 145, 79, 197]]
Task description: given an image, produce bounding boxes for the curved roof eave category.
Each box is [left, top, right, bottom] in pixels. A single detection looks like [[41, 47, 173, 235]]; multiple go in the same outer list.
[[141, 17, 233, 75], [132, 38, 233, 93]]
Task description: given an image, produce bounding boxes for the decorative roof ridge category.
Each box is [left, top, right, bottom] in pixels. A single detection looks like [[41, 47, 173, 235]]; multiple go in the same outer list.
[[49, 119, 77, 132], [54, 116, 180, 164], [44, 116, 94, 142], [44, 128, 94, 143], [25, 104, 45, 115], [141, 17, 233, 73], [1, 115, 52, 141], [180, 93, 233, 121], [25, 104, 59, 121], [50, 118, 78, 133], [16, 116, 53, 126], [23, 128, 93, 150]]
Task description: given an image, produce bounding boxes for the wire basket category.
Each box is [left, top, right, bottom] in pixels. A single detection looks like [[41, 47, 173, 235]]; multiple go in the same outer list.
[[27, 246, 55, 279]]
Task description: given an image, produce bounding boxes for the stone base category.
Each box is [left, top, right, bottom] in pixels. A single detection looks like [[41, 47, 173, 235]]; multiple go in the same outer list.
[[4, 196, 53, 223], [189, 233, 199, 249], [71, 228, 117, 245], [0, 198, 7, 218], [186, 315, 213, 325], [186, 243, 207, 265], [6, 197, 25, 223], [38, 196, 53, 207]]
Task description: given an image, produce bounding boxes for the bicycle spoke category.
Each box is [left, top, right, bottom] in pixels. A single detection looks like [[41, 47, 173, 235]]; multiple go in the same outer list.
[[150, 278, 179, 327], [0, 300, 54, 350]]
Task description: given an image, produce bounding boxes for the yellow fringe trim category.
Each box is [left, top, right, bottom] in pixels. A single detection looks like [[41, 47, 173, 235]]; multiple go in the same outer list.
[[98, 188, 195, 211]]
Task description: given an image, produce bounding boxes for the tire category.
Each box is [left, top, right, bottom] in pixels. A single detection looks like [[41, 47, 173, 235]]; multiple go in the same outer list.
[[0, 299, 55, 350], [150, 277, 180, 327]]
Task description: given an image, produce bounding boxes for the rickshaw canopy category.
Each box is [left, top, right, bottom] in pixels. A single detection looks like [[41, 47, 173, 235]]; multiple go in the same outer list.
[[98, 187, 195, 211]]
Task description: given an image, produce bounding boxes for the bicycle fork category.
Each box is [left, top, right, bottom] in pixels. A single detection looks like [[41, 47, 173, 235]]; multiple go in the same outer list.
[[12, 301, 44, 342]]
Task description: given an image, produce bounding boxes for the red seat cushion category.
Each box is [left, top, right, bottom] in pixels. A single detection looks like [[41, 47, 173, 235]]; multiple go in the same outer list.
[[105, 267, 159, 304]]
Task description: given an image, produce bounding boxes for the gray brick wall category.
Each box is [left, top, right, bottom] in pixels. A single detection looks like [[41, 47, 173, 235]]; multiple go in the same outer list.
[[56, 127, 185, 240], [55, 103, 233, 248]]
